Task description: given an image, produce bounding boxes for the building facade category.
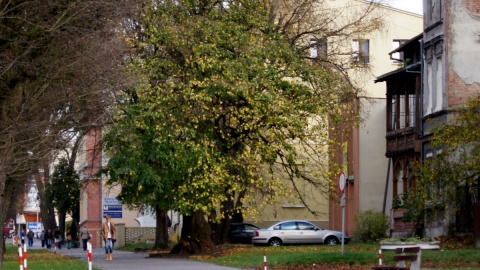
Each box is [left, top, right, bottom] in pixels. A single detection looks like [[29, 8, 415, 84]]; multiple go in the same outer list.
[[421, 0, 480, 236], [329, 4, 423, 237], [376, 34, 423, 236]]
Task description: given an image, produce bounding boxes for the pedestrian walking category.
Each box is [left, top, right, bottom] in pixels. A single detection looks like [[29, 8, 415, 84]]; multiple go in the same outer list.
[[40, 230, 45, 247], [101, 215, 116, 261], [20, 230, 26, 246], [27, 229, 34, 247], [80, 226, 90, 251], [46, 229, 54, 249], [66, 231, 72, 249]]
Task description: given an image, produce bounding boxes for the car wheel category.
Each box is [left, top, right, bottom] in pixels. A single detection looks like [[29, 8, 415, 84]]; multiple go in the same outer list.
[[324, 236, 339, 245], [268, 238, 282, 246]]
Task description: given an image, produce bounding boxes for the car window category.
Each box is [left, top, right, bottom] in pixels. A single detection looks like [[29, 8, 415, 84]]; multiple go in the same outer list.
[[230, 225, 242, 232], [279, 222, 297, 230], [297, 221, 316, 230], [244, 225, 258, 231], [273, 225, 280, 230]]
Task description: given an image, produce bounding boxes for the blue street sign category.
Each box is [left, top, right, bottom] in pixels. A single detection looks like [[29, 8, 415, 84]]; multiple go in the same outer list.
[[103, 205, 122, 211], [103, 211, 122, 218]]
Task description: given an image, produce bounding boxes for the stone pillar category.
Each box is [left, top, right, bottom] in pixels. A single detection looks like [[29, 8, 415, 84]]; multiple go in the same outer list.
[[115, 223, 125, 249]]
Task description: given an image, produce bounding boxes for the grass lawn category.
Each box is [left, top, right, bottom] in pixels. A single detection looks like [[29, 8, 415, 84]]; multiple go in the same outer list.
[[1, 244, 99, 270], [193, 242, 480, 270]]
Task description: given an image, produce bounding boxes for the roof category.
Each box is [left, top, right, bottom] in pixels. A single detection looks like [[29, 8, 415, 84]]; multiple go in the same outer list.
[[375, 62, 421, 83], [389, 33, 423, 56]]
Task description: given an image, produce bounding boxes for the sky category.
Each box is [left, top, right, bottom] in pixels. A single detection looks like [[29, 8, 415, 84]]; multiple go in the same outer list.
[[387, 0, 423, 15]]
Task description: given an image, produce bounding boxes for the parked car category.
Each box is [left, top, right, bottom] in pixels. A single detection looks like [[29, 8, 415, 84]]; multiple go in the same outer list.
[[251, 220, 349, 246], [228, 223, 261, 244]]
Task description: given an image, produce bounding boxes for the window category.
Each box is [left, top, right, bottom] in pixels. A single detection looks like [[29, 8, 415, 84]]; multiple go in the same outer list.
[[352, 39, 369, 64], [279, 222, 297, 230], [389, 92, 416, 131], [310, 38, 327, 59], [392, 40, 407, 63], [390, 95, 396, 130], [408, 95, 416, 127], [297, 222, 316, 230]]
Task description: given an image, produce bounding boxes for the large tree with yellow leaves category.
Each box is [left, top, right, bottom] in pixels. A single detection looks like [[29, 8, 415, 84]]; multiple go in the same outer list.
[[105, 0, 382, 253]]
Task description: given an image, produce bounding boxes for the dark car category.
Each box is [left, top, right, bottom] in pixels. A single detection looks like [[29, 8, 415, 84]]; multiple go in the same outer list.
[[228, 223, 261, 244]]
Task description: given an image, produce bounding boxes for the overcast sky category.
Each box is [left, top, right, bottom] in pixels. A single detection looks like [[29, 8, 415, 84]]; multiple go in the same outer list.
[[387, 0, 423, 15]]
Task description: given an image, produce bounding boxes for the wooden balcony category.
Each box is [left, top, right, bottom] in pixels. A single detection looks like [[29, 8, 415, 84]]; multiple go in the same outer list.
[[386, 128, 420, 156]]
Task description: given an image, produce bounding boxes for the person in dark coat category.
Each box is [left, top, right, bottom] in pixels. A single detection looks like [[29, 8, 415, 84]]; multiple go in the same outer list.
[[46, 229, 54, 249]]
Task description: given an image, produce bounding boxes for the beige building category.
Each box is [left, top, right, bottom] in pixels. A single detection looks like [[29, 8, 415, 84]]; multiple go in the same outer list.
[[331, 4, 422, 237], [246, 2, 423, 236]]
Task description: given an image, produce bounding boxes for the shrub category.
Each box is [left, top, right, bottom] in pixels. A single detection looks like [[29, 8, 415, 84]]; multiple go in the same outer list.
[[353, 210, 389, 243]]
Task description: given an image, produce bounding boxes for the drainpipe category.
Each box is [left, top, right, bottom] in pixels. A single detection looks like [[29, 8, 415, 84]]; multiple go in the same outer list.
[[419, 38, 424, 162], [382, 158, 392, 214]]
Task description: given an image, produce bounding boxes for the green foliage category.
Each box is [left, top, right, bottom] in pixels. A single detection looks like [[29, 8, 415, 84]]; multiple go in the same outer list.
[[106, 0, 354, 219], [45, 158, 80, 214], [353, 210, 389, 242], [407, 95, 480, 222]]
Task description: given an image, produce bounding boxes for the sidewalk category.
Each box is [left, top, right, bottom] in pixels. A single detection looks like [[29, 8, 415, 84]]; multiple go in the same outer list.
[[14, 238, 244, 270]]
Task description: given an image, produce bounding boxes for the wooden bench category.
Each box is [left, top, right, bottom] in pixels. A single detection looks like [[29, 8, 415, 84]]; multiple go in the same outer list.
[[372, 246, 421, 270]]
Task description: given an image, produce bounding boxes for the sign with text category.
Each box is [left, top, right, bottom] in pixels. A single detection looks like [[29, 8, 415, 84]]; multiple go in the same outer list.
[[103, 211, 122, 218], [103, 197, 122, 218], [27, 222, 42, 232], [103, 205, 122, 211]]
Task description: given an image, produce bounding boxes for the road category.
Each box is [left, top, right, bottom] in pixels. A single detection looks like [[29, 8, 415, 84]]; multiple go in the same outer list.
[[13, 237, 246, 270]]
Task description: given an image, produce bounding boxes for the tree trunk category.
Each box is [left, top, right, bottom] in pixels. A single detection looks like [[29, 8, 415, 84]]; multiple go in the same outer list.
[[58, 211, 66, 239], [70, 203, 80, 240], [473, 203, 480, 248], [211, 189, 246, 244], [0, 171, 6, 266], [153, 206, 169, 249], [170, 211, 215, 254]]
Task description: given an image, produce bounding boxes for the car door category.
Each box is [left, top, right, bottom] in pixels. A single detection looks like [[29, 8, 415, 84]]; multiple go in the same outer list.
[[297, 221, 322, 244], [278, 221, 300, 244], [229, 224, 244, 243], [243, 224, 259, 243]]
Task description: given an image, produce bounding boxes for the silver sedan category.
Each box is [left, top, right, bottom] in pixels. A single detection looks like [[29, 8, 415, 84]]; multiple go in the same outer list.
[[251, 220, 349, 246]]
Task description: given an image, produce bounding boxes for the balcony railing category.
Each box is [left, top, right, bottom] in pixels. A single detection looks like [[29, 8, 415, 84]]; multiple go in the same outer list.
[[386, 128, 419, 154]]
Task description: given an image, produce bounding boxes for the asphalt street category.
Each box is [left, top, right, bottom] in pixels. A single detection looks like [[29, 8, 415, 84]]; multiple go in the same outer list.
[[11, 237, 246, 270]]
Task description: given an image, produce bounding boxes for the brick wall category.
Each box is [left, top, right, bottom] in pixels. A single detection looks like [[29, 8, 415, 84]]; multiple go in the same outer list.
[[448, 70, 480, 108], [464, 0, 480, 16]]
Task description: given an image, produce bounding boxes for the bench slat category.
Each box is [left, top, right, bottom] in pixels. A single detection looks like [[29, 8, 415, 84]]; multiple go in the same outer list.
[[395, 247, 420, 253], [394, 255, 418, 261], [371, 267, 410, 270]]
